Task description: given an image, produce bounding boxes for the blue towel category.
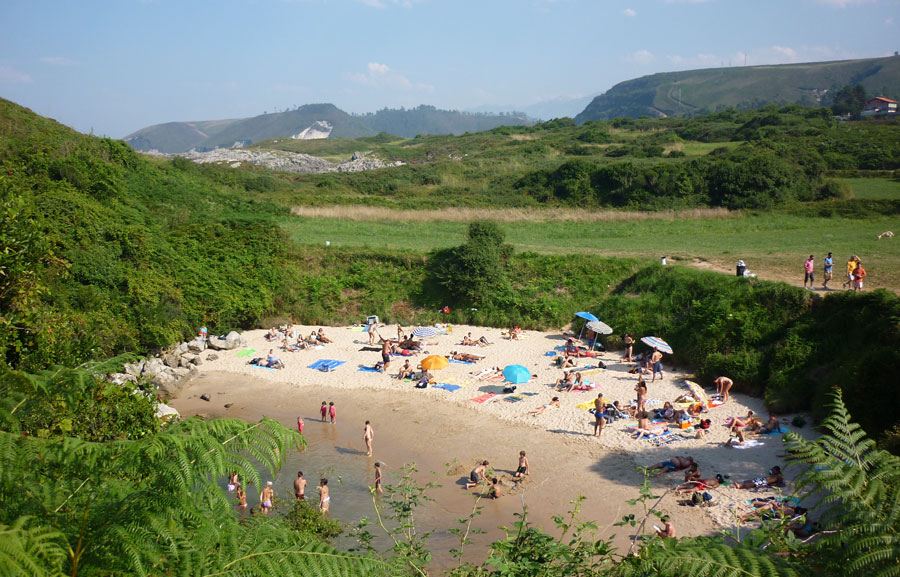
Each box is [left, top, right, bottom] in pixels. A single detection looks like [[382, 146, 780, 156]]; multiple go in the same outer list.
[[448, 358, 473, 365], [433, 383, 461, 392], [307, 359, 345, 371], [252, 364, 278, 370], [761, 427, 789, 436], [357, 366, 381, 372], [545, 351, 557, 357]]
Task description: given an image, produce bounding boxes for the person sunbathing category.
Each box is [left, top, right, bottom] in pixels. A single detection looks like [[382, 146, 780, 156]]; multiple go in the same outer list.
[[459, 333, 477, 346], [646, 456, 694, 475], [631, 412, 664, 439], [528, 397, 560, 415], [735, 466, 783, 489], [390, 343, 415, 356], [281, 338, 300, 352], [266, 350, 285, 369], [725, 426, 747, 447], [478, 336, 491, 346], [555, 356, 577, 369], [508, 326, 523, 340], [316, 328, 332, 344], [265, 327, 279, 342], [674, 477, 720, 494], [554, 371, 576, 392], [654, 401, 676, 421], [449, 351, 484, 363], [727, 410, 757, 429], [740, 499, 806, 523]]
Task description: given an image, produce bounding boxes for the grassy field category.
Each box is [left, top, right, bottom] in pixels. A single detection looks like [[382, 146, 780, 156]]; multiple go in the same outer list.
[[838, 177, 900, 199], [282, 209, 900, 291]]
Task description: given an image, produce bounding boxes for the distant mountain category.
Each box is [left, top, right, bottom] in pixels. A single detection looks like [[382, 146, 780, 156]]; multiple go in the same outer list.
[[575, 56, 900, 123], [466, 94, 598, 121], [125, 104, 531, 153]]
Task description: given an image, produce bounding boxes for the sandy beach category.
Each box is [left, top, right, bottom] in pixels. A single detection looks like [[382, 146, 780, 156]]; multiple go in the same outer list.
[[168, 323, 810, 562]]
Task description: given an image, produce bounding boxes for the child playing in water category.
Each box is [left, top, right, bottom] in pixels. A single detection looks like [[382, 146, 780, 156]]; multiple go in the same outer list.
[[320, 401, 328, 421], [329, 402, 336, 424], [514, 451, 529, 479]]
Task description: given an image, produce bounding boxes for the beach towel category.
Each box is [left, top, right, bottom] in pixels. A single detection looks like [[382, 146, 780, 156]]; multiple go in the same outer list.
[[252, 364, 278, 370], [761, 427, 789, 436], [357, 366, 381, 372], [625, 419, 667, 430], [449, 358, 474, 365], [571, 382, 596, 391], [307, 359, 346, 372], [575, 399, 610, 410], [236, 348, 256, 358], [733, 439, 765, 449], [349, 326, 365, 332], [545, 351, 557, 357], [433, 383, 461, 392], [470, 392, 498, 404], [503, 392, 538, 403]]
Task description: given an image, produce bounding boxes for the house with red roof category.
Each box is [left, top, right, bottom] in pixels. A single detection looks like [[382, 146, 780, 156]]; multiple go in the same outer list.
[[861, 97, 897, 118]]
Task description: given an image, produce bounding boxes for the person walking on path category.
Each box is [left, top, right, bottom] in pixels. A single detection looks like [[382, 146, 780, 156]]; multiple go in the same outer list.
[[853, 260, 867, 292], [364, 420, 374, 457], [823, 252, 834, 290], [803, 255, 815, 290], [844, 256, 858, 290]]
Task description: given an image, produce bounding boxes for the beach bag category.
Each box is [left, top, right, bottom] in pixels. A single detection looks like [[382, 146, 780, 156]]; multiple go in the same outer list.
[[597, 361, 606, 369], [691, 492, 702, 506], [502, 386, 517, 394]]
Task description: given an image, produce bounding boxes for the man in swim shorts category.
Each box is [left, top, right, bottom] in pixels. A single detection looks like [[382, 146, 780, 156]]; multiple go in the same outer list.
[[260, 481, 274, 514], [647, 456, 694, 474], [736, 466, 783, 489], [294, 471, 307, 500], [465, 461, 490, 489], [380, 337, 391, 373], [650, 348, 663, 382], [593, 393, 607, 436]]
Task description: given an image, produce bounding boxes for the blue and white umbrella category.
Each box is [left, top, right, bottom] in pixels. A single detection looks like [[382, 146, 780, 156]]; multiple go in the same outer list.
[[574, 311, 599, 322], [502, 364, 532, 384], [641, 336, 673, 354], [412, 326, 439, 338]]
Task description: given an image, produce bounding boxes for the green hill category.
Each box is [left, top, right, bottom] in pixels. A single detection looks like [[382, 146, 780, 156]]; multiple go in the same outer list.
[[124, 104, 531, 153], [576, 56, 900, 123]]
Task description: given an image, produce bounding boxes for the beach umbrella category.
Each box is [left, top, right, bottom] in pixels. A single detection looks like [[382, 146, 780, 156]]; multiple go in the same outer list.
[[412, 326, 439, 338], [585, 320, 613, 335], [574, 311, 599, 322], [502, 364, 532, 384], [640, 336, 673, 354], [420, 355, 449, 371]]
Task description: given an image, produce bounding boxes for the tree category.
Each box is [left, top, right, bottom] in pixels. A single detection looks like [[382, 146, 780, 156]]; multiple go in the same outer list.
[[427, 222, 511, 307], [831, 84, 867, 118]]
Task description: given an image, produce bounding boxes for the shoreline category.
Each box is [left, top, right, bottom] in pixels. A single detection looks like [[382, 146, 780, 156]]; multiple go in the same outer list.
[[168, 323, 810, 561]]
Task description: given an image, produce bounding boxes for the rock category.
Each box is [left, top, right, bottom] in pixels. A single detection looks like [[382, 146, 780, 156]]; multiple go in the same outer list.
[[177, 342, 189, 355], [351, 151, 361, 161], [171, 367, 191, 379], [224, 331, 244, 349], [206, 353, 219, 361], [180, 353, 197, 368], [163, 354, 181, 369], [124, 361, 144, 377], [190, 355, 203, 366], [224, 403, 233, 408], [156, 403, 180, 420], [187, 337, 205, 352], [142, 357, 165, 377], [207, 336, 228, 350], [200, 393, 211, 402], [107, 373, 136, 385]]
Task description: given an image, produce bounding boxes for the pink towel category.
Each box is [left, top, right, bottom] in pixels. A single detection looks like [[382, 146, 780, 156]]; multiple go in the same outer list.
[[470, 393, 499, 404]]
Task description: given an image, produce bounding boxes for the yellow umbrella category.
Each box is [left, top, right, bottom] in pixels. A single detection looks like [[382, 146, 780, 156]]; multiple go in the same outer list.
[[420, 355, 449, 371]]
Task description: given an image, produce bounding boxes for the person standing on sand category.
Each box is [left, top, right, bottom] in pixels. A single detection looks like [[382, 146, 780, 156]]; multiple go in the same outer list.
[[714, 376, 734, 403], [260, 481, 274, 514], [318, 479, 330, 513], [367, 322, 377, 345], [623, 334, 634, 362], [320, 401, 328, 422], [364, 420, 374, 457], [294, 471, 307, 500], [593, 393, 607, 436], [380, 337, 391, 374], [635, 377, 648, 414], [803, 255, 815, 290], [329, 402, 336, 424], [650, 348, 664, 382], [514, 451, 529, 478], [823, 252, 834, 290]]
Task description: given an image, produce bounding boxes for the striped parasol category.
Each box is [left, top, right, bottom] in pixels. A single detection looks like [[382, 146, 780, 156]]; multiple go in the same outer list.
[[640, 336, 673, 354], [412, 326, 439, 338]]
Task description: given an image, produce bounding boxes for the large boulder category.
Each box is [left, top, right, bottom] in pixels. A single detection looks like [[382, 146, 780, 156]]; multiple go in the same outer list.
[[187, 337, 206, 352], [207, 336, 228, 350], [224, 331, 244, 349], [156, 402, 180, 421]]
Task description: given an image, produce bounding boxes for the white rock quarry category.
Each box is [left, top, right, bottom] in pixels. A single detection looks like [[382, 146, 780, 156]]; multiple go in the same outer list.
[[147, 148, 404, 174], [292, 120, 333, 140]]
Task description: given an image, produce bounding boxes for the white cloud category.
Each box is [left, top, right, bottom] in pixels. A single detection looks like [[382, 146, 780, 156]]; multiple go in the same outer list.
[[40, 56, 78, 66], [626, 50, 654, 64], [772, 45, 799, 60], [0, 64, 32, 84], [622, 8, 636, 16], [350, 62, 434, 92]]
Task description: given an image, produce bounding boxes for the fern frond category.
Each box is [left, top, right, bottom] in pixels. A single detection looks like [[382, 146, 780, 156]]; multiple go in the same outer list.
[[620, 537, 805, 577], [0, 517, 67, 577]]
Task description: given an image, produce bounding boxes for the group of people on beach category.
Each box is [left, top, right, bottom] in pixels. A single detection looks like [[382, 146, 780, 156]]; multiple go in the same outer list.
[[463, 450, 530, 499], [803, 252, 867, 291]]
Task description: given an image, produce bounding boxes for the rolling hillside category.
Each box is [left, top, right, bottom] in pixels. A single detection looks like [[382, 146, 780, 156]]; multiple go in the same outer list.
[[125, 104, 531, 153], [576, 56, 900, 123]]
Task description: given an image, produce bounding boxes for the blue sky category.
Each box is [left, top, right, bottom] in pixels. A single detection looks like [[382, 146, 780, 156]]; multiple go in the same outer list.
[[1, 0, 898, 137]]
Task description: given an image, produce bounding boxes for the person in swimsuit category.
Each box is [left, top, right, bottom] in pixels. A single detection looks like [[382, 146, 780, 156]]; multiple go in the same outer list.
[[374, 462, 383, 494], [367, 322, 377, 344], [647, 456, 694, 474], [674, 476, 720, 494], [380, 338, 391, 373], [528, 397, 560, 416], [318, 478, 330, 513], [396, 359, 414, 380], [227, 472, 238, 492], [488, 478, 502, 499], [364, 420, 374, 457], [655, 516, 675, 538], [593, 393, 607, 436], [235, 484, 247, 509], [650, 348, 663, 382], [260, 481, 274, 514], [294, 471, 307, 500], [514, 451, 529, 478], [714, 376, 734, 403], [329, 402, 336, 424], [465, 461, 490, 489], [320, 401, 328, 421], [623, 333, 634, 362], [316, 328, 332, 343], [635, 377, 647, 414], [736, 466, 783, 489]]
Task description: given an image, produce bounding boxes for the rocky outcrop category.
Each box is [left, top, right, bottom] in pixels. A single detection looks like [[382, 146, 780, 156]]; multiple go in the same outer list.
[[144, 148, 404, 175], [106, 331, 245, 402], [292, 120, 333, 140]]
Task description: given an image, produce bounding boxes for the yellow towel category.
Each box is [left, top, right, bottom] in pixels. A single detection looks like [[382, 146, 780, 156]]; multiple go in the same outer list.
[[576, 399, 609, 410]]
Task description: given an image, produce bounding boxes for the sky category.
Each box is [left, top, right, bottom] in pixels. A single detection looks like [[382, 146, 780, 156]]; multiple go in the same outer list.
[[1, 0, 898, 138]]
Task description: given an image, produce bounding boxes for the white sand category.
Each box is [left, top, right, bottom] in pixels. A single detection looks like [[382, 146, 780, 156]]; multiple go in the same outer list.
[[178, 323, 811, 533]]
